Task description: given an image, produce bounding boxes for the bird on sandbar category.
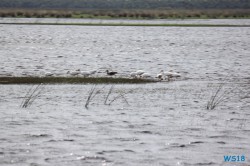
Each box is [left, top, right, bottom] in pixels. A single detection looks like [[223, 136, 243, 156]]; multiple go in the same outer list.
[[164, 70, 181, 78], [130, 72, 138, 78], [141, 73, 152, 79], [106, 70, 117, 76], [80, 70, 97, 77], [67, 69, 81, 76], [130, 70, 145, 78], [45, 72, 53, 77], [158, 70, 181, 81], [135, 70, 145, 76], [156, 72, 164, 80]]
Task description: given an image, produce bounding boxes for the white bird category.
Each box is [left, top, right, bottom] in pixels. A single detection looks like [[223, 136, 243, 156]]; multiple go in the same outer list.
[[130, 72, 138, 78], [80, 71, 91, 77], [141, 73, 152, 79], [90, 70, 97, 74], [129, 70, 145, 78], [159, 70, 181, 81], [80, 70, 96, 77], [67, 69, 80, 76], [157, 72, 164, 80], [45, 72, 53, 77], [165, 70, 181, 78], [135, 70, 145, 76]]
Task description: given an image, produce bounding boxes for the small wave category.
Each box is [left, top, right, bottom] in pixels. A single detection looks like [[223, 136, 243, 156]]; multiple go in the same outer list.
[[180, 161, 216, 166], [96, 150, 119, 154], [140, 130, 153, 134], [167, 143, 188, 148], [208, 135, 243, 139], [28, 134, 51, 138], [46, 139, 74, 142], [76, 155, 110, 162], [216, 141, 226, 144], [189, 141, 205, 144], [123, 149, 135, 153], [186, 128, 203, 131], [114, 137, 139, 142], [194, 162, 216, 165]]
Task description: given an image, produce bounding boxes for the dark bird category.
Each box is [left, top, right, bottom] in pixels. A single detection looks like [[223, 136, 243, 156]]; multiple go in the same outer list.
[[106, 70, 117, 76]]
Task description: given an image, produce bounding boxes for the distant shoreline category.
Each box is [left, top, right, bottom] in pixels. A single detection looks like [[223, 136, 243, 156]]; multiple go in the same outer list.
[[0, 22, 249, 27], [0, 8, 250, 20]]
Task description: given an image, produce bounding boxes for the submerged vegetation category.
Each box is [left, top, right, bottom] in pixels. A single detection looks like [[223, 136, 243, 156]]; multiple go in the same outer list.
[[0, 77, 156, 84], [0, 8, 250, 19]]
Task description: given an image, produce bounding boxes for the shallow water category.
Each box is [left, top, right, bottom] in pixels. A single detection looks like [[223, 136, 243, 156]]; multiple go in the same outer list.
[[1, 82, 250, 166], [0, 19, 250, 165], [0, 21, 250, 80], [1, 17, 250, 25]]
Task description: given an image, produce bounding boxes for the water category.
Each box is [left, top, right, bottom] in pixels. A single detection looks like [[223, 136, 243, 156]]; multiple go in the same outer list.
[[0, 19, 250, 165], [1, 17, 250, 25]]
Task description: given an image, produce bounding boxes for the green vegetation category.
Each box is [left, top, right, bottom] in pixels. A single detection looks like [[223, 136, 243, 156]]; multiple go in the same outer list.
[[0, 77, 156, 84], [0, 0, 249, 9], [0, 8, 250, 19], [0, 0, 249, 19]]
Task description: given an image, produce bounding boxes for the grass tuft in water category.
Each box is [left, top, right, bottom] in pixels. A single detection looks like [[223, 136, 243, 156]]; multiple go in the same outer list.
[[84, 84, 130, 109], [206, 82, 240, 110], [85, 84, 106, 109], [20, 83, 45, 108], [104, 85, 130, 106]]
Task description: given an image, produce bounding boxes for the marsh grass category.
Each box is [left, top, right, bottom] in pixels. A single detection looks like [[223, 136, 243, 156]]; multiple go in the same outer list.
[[85, 84, 129, 109], [104, 85, 130, 106], [85, 85, 106, 109], [104, 85, 114, 105], [206, 83, 240, 110], [20, 83, 45, 108]]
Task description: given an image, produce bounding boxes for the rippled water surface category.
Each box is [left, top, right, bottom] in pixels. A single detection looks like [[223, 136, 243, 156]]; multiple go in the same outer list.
[[1, 17, 250, 25], [0, 19, 250, 165]]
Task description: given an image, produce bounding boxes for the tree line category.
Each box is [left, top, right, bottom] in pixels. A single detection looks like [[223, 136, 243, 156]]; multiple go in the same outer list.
[[0, 0, 249, 9]]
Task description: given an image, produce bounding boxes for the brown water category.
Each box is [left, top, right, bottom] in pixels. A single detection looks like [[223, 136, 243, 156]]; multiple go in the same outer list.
[[0, 19, 250, 165]]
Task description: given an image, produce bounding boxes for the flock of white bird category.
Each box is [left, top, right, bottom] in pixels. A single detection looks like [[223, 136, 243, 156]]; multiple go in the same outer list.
[[43, 69, 96, 77], [66, 69, 97, 77], [44, 69, 181, 81], [130, 69, 181, 81]]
